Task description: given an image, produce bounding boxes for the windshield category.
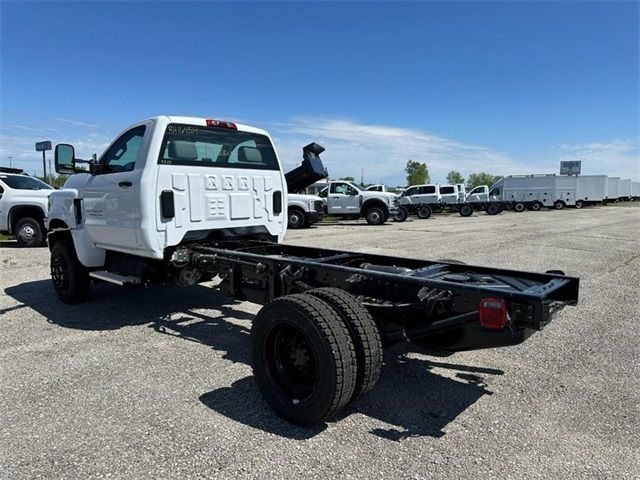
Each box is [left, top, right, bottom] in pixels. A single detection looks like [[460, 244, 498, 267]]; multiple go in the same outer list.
[[158, 123, 279, 170], [0, 175, 52, 190]]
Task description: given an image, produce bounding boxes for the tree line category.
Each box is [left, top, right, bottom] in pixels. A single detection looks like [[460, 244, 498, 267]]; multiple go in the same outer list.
[[405, 160, 502, 190]]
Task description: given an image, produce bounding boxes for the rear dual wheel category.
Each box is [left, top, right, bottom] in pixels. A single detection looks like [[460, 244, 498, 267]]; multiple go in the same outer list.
[[417, 205, 432, 219], [393, 206, 408, 222], [486, 203, 500, 215], [459, 205, 473, 217], [251, 289, 381, 425]]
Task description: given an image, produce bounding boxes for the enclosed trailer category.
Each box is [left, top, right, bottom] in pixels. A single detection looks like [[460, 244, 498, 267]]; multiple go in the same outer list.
[[618, 179, 632, 200], [575, 175, 608, 206], [606, 177, 620, 201], [490, 174, 577, 210]]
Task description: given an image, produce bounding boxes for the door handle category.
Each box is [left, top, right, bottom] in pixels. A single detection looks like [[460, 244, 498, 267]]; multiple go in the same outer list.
[[119, 181, 133, 188]]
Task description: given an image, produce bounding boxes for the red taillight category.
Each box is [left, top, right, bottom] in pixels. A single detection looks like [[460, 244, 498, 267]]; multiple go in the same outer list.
[[206, 119, 237, 130], [479, 297, 507, 329]]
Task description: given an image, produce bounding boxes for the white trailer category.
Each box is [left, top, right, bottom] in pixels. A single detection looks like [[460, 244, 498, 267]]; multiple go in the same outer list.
[[632, 181, 640, 200], [575, 175, 608, 206], [619, 179, 632, 200], [489, 174, 570, 210], [606, 177, 620, 201]]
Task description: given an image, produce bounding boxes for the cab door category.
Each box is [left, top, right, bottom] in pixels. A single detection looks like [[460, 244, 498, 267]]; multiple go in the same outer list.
[[83, 125, 147, 250], [327, 182, 361, 214]]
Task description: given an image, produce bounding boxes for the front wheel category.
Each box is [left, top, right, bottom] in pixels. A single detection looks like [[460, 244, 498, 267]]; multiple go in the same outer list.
[[365, 207, 385, 225], [250, 294, 357, 425], [459, 205, 473, 217], [513, 202, 526, 213], [486, 203, 500, 215], [287, 209, 306, 229], [417, 205, 432, 219], [575, 200, 584, 209], [15, 217, 44, 247], [50, 240, 90, 304], [393, 206, 408, 222], [554, 200, 565, 210], [531, 201, 542, 211]]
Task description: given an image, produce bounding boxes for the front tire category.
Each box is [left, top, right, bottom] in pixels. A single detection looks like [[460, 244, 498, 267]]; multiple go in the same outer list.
[[50, 239, 90, 304], [459, 205, 473, 217], [486, 203, 500, 215], [531, 201, 542, 211], [365, 207, 385, 225], [417, 205, 432, 219], [513, 202, 526, 213], [575, 200, 584, 209], [554, 200, 565, 210], [250, 294, 357, 425], [393, 206, 408, 222], [287, 208, 307, 229], [15, 217, 44, 247]]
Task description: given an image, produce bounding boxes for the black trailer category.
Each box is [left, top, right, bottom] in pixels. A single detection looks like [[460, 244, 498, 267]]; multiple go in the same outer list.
[[174, 240, 580, 424]]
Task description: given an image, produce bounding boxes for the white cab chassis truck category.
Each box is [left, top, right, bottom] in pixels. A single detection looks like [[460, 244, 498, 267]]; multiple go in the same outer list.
[[46, 115, 579, 425], [395, 184, 507, 221], [318, 181, 398, 225], [618, 179, 632, 201], [0, 168, 53, 247]]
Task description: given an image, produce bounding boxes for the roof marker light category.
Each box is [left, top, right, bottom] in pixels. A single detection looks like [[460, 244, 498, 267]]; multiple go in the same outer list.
[[206, 119, 237, 130]]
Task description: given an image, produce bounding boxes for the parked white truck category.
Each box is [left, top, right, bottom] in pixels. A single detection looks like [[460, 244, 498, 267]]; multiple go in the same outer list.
[[0, 167, 52, 246], [606, 177, 620, 202], [318, 180, 398, 225], [44, 115, 580, 425], [618, 179, 632, 201]]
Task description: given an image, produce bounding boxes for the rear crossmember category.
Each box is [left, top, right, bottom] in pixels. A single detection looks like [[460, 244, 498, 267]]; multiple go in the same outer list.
[[187, 240, 579, 352]]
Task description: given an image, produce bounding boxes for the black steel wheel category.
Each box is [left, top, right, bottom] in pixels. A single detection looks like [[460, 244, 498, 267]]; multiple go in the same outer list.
[[459, 205, 473, 217], [15, 217, 43, 247], [393, 206, 408, 222], [486, 203, 500, 215], [554, 200, 565, 210], [575, 200, 584, 209], [50, 239, 90, 304], [307, 288, 382, 404], [417, 205, 432, 219], [365, 207, 385, 225], [251, 294, 357, 425], [531, 201, 542, 211], [513, 202, 526, 213], [287, 208, 306, 229]]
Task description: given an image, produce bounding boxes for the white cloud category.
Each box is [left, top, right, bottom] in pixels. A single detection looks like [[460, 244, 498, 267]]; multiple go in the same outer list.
[[271, 117, 525, 185], [557, 139, 640, 180], [51, 117, 101, 129]]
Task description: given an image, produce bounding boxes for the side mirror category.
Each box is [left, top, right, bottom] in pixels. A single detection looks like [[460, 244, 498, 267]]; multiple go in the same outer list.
[[55, 144, 76, 174]]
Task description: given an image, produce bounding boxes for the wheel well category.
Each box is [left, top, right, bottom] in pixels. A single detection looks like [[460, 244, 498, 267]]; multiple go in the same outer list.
[[362, 200, 388, 214], [9, 205, 45, 233], [288, 206, 305, 215], [47, 225, 72, 251]]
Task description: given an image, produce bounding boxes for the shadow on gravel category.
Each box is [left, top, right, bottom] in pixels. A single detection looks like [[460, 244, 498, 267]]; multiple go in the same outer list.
[[5, 279, 502, 441]]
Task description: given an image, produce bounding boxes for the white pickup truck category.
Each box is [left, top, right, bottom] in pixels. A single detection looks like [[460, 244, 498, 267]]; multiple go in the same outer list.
[[45, 115, 579, 425], [318, 180, 398, 225], [0, 168, 52, 246]]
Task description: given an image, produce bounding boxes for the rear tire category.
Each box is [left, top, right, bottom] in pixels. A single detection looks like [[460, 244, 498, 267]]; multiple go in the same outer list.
[[15, 217, 44, 247], [365, 207, 385, 225], [250, 294, 357, 425], [554, 200, 565, 210], [287, 208, 306, 229], [513, 202, 525, 213], [575, 200, 584, 209], [307, 288, 382, 404], [417, 205, 432, 219], [393, 206, 408, 222], [486, 203, 500, 215], [459, 205, 473, 217], [531, 201, 542, 211], [50, 239, 90, 304]]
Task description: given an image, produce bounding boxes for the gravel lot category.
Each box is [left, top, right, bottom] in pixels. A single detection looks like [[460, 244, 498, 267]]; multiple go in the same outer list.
[[1, 205, 639, 479]]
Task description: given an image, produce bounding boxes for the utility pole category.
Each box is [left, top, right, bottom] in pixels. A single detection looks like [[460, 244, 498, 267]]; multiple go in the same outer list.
[[8, 156, 12, 168], [360, 168, 364, 186], [48, 156, 53, 185]]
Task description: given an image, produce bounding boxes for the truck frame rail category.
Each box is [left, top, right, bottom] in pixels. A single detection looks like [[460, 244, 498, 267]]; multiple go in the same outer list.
[[188, 241, 579, 352]]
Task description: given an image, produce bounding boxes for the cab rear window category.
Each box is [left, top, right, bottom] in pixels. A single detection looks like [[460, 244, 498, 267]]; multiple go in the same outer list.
[[0, 175, 52, 190], [158, 123, 279, 170]]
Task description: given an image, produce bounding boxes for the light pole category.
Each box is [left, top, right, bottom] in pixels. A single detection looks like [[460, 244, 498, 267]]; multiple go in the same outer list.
[[8, 156, 12, 168]]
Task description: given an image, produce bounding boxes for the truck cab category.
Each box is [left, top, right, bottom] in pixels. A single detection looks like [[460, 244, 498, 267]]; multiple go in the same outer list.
[[438, 184, 458, 204], [0, 169, 52, 247], [397, 184, 441, 205], [466, 185, 489, 202], [47, 116, 287, 269]]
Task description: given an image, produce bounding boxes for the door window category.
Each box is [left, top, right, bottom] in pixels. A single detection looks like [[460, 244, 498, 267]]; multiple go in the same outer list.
[[101, 125, 146, 173], [419, 186, 436, 194], [330, 183, 357, 195]]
